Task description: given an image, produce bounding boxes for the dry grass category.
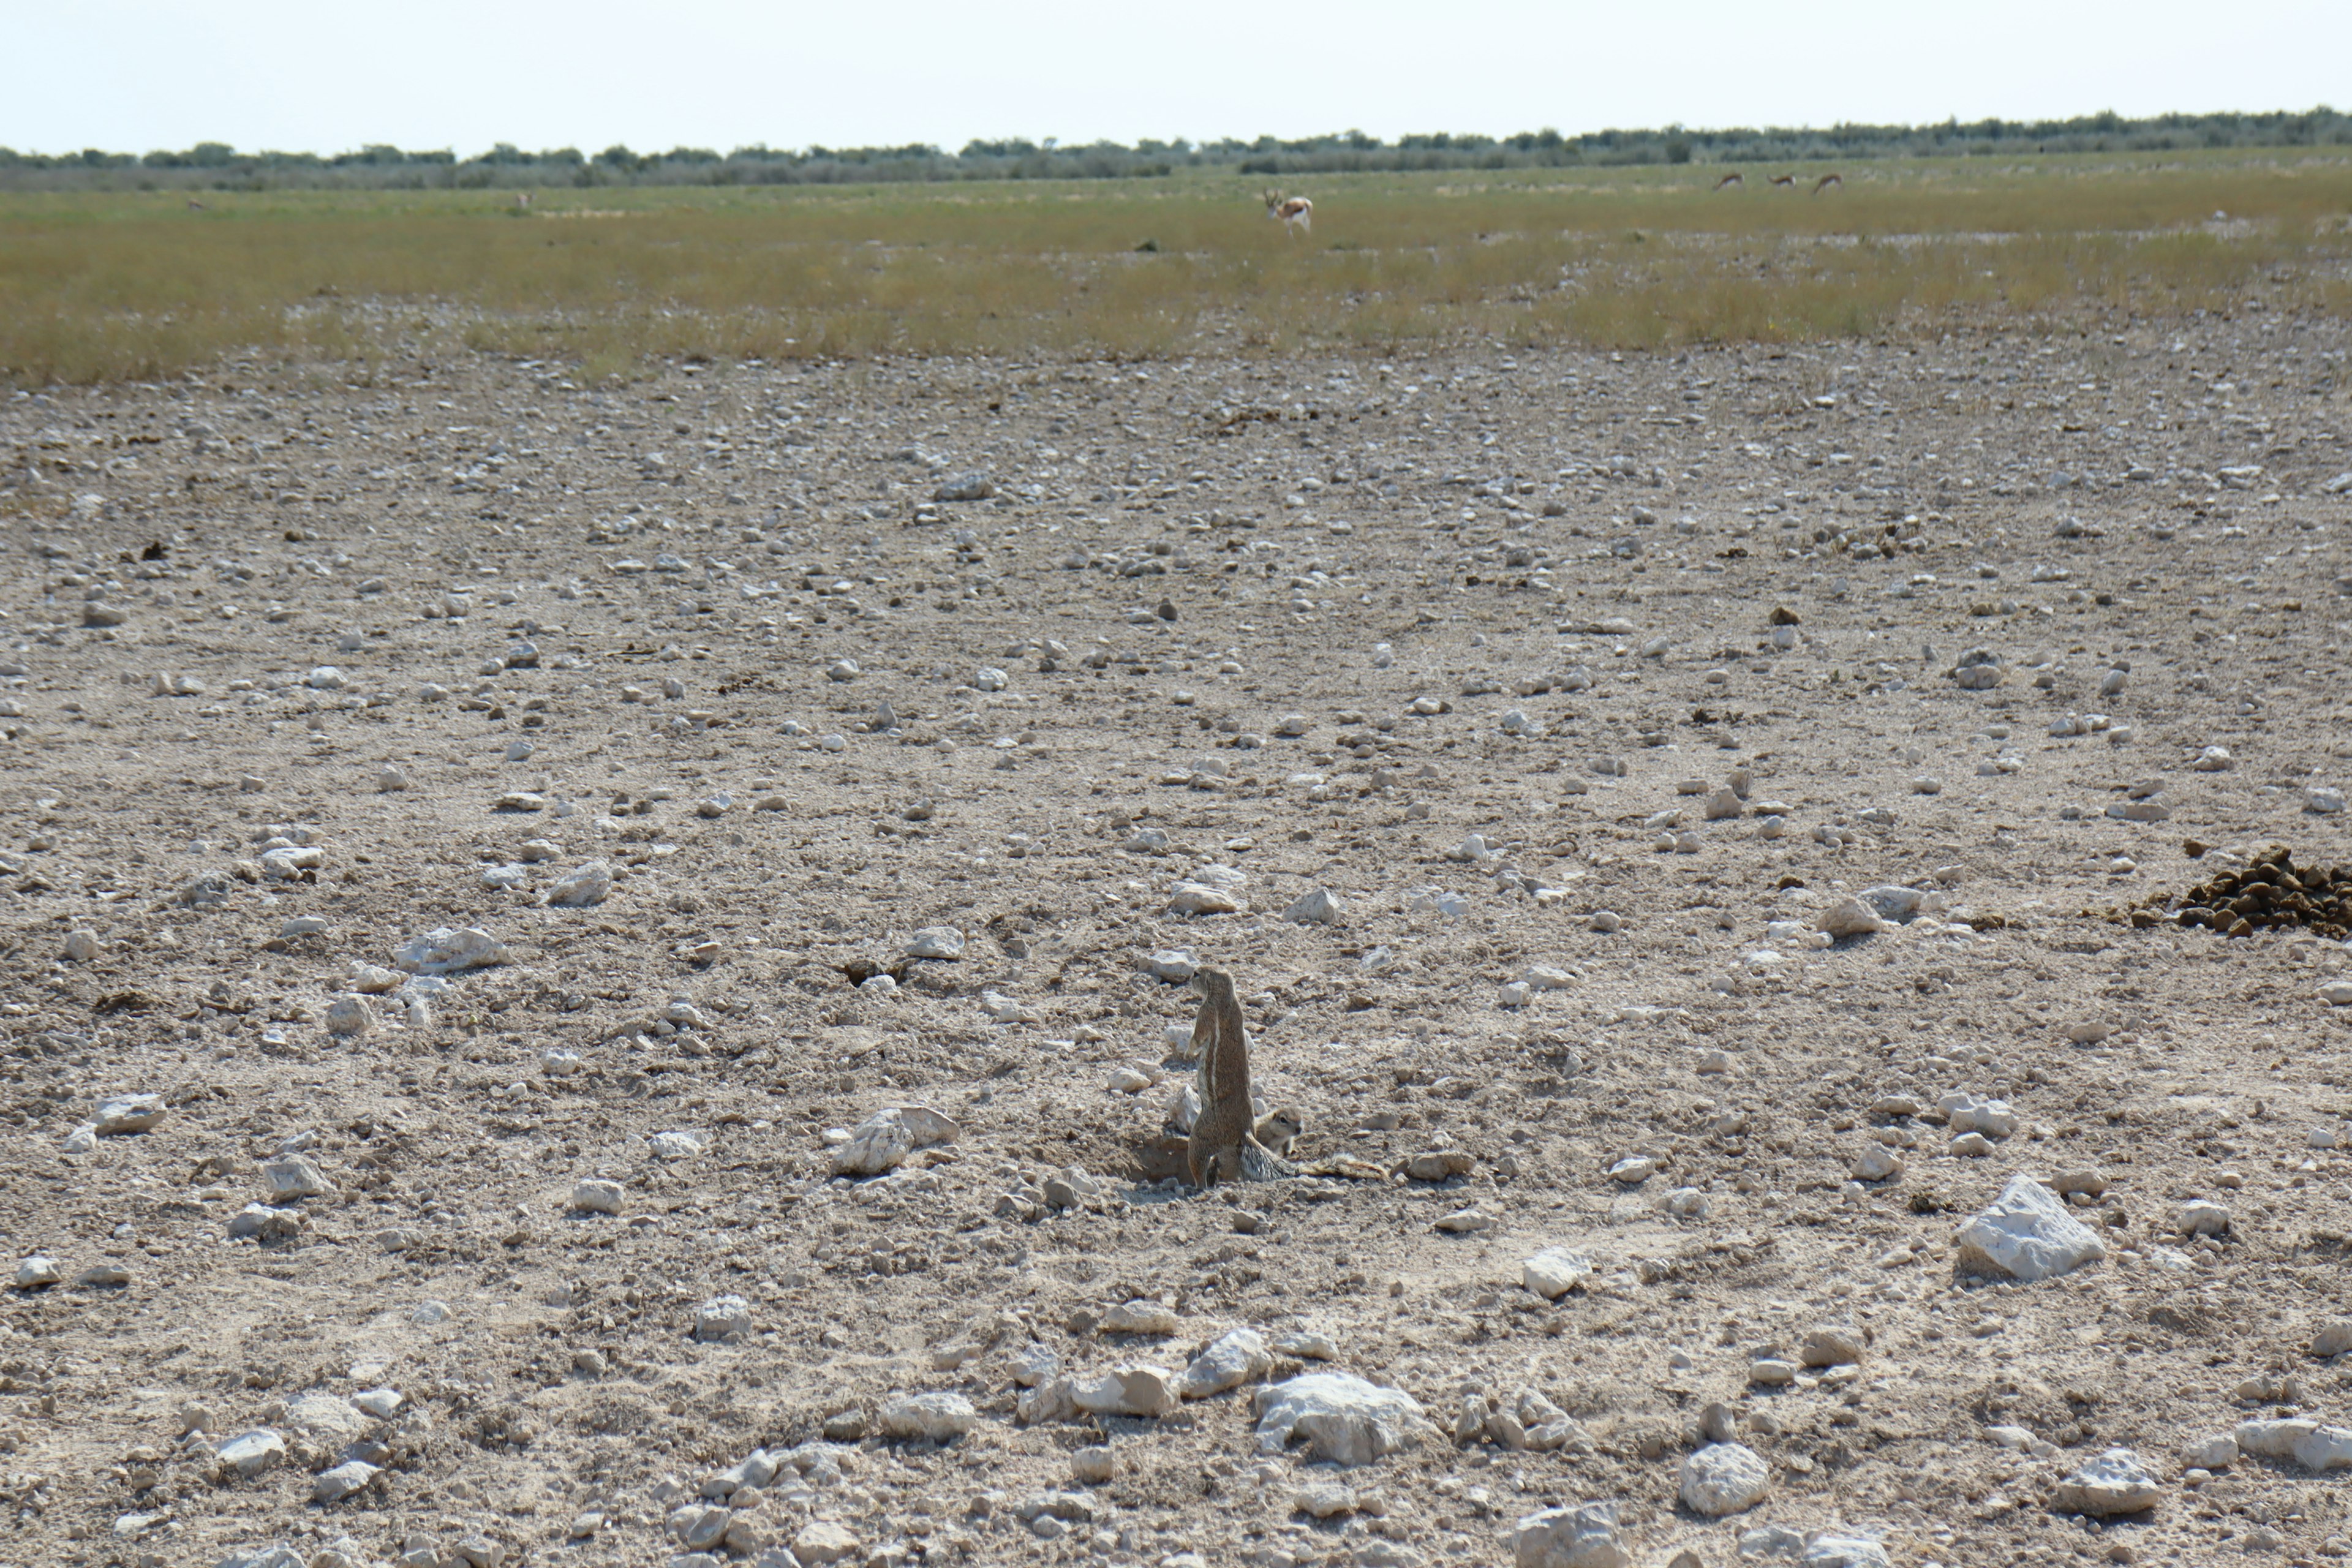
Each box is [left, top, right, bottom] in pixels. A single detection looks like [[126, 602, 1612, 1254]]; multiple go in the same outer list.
[[5, 149, 2350, 385]]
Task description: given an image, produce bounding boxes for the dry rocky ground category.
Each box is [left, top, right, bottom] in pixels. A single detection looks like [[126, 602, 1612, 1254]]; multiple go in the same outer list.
[[4, 311, 2352, 1568]]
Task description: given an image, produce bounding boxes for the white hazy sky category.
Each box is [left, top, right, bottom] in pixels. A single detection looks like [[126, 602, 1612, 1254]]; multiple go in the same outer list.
[[8, 0, 2347, 157]]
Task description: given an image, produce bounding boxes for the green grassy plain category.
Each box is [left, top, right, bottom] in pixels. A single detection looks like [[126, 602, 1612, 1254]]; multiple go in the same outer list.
[[4, 149, 2350, 385]]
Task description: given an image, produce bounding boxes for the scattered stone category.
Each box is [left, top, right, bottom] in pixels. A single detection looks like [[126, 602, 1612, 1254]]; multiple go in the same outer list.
[[216, 1428, 287, 1478], [1251, 1373, 1431, 1466], [1799, 1325, 1867, 1367], [1954, 1175, 2106, 1282], [323, 996, 374, 1038], [878, 1390, 978, 1441], [1177, 1327, 1272, 1399], [2049, 1447, 2162, 1515], [1100, 1298, 1179, 1336], [791, 1521, 861, 1566], [1285, 888, 1344, 925], [828, 1105, 959, 1176], [1524, 1250, 1599, 1297], [312, 1460, 379, 1505], [94, 1094, 165, 1134], [905, 926, 965, 959], [2235, 1419, 2352, 1471], [546, 861, 614, 907], [1818, 898, 1887, 938], [394, 926, 510, 974], [1071, 1365, 1178, 1418], [260, 1154, 334, 1201], [695, 1295, 755, 1343], [1679, 1441, 1771, 1515]]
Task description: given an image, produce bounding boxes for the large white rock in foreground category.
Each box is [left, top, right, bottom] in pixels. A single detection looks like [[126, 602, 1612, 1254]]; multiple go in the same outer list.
[[1954, 1175, 2105, 1282], [1251, 1373, 1431, 1466], [1512, 1501, 1629, 1568]]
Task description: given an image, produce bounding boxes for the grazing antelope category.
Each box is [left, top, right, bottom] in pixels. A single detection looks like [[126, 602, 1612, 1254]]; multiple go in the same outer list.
[[1812, 173, 1842, 194], [1262, 188, 1313, 236], [1713, 172, 1743, 190], [514, 191, 532, 210], [186, 198, 206, 211], [1768, 173, 1796, 188]]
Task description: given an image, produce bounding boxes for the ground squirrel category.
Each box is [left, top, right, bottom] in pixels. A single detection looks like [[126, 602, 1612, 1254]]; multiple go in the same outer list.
[[1184, 968, 1295, 1186], [1253, 1107, 1305, 1159]]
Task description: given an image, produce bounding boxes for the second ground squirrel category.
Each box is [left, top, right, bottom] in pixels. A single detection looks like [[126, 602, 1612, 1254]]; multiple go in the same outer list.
[[1184, 967, 1295, 1186]]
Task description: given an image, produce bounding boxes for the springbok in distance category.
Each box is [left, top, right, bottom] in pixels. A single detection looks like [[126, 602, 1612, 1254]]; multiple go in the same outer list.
[[1769, 173, 1796, 188], [1812, 173, 1842, 194], [514, 191, 532, 211], [1263, 189, 1313, 236], [1713, 172, 1743, 190], [186, 198, 206, 210]]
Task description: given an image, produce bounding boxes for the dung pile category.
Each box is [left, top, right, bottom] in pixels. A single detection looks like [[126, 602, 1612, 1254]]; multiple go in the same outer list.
[[2169, 845, 2352, 938]]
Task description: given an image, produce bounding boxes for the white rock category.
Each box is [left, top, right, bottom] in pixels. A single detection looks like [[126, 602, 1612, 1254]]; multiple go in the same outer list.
[[546, 861, 614, 907], [1100, 1298, 1179, 1336], [647, 1129, 707, 1161], [1852, 1144, 1902, 1182], [394, 925, 510, 974], [695, 1295, 755, 1343], [410, 1299, 451, 1325], [1147, 949, 1199, 982], [572, 1179, 624, 1215], [312, 1460, 379, 1504], [827, 1105, 959, 1177], [1679, 1441, 1770, 1515], [1954, 1175, 2105, 1283], [878, 1390, 977, 1441], [94, 1094, 165, 1135], [1939, 1092, 2018, 1137], [1818, 897, 1887, 938], [284, 1393, 371, 1443], [1177, 1327, 1272, 1400], [260, 1154, 334, 1200], [323, 996, 374, 1038], [1606, 1155, 1657, 1184], [1168, 881, 1243, 916], [353, 1387, 404, 1420], [2236, 1419, 2352, 1471], [906, 926, 965, 959], [1284, 888, 1344, 925], [2178, 1200, 2231, 1238], [1512, 1501, 1630, 1568], [226, 1203, 303, 1242], [2049, 1447, 2162, 1515], [1498, 981, 1532, 1010], [2182, 1433, 2239, 1469], [347, 962, 402, 993], [1071, 1366, 1178, 1418], [1801, 1537, 1892, 1568], [2314, 1321, 2352, 1358], [62, 927, 101, 962], [1250, 1373, 1431, 1466], [792, 1521, 861, 1566], [216, 1428, 287, 1477], [14, 1255, 62, 1289], [2191, 745, 2234, 771], [979, 989, 1040, 1023], [2317, 981, 2352, 1008], [2306, 786, 2346, 814]]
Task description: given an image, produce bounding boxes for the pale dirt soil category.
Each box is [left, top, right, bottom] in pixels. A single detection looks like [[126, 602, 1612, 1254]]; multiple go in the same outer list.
[[3, 312, 2352, 1568]]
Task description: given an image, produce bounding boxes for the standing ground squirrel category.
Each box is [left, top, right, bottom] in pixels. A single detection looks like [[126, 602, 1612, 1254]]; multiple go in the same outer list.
[[1185, 968, 1295, 1186]]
